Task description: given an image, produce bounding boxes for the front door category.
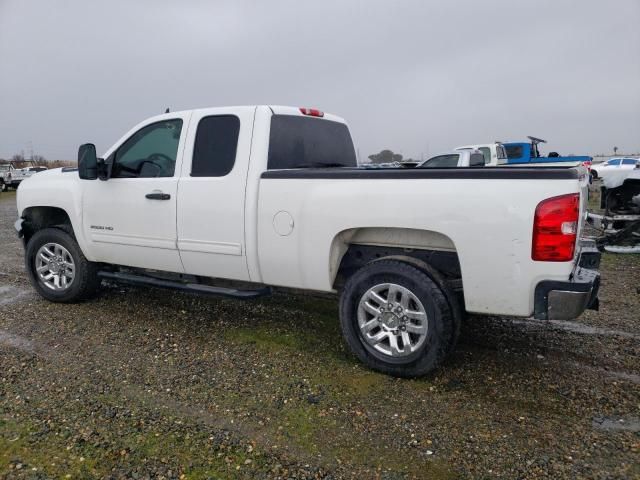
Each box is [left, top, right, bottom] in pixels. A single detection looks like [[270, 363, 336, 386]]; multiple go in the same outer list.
[[82, 114, 190, 273]]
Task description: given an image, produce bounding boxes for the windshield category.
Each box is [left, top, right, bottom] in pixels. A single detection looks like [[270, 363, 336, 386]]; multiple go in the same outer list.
[[421, 154, 459, 168]]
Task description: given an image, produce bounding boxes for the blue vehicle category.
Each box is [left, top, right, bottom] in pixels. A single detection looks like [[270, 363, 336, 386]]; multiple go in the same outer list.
[[503, 136, 592, 166]]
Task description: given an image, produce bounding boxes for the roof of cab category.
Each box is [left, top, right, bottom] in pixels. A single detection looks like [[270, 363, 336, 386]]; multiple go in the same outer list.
[[268, 105, 346, 124], [144, 105, 347, 125]]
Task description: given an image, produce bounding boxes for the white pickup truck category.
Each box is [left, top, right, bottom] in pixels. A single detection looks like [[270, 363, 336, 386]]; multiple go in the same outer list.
[[1, 162, 47, 191], [15, 105, 601, 376]]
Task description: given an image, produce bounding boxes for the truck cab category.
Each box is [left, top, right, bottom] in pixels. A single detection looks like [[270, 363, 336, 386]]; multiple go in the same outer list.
[[503, 136, 592, 167], [454, 142, 507, 166]]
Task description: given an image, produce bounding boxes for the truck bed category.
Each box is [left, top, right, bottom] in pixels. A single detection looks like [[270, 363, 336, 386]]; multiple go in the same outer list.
[[257, 165, 588, 317]]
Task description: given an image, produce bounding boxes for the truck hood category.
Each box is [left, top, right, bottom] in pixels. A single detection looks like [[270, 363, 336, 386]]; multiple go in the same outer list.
[[16, 167, 80, 216]]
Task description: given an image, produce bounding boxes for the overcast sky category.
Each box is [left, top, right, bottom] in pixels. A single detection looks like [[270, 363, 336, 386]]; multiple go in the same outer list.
[[1, 0, 639, 161]]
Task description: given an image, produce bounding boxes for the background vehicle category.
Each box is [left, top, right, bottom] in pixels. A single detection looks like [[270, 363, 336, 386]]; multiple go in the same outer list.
[[503, 136, 592, 167], [418, 149, 485, 168], [15, 105, 600, 377], [0, 161, 47, 191], [590, 157, 639, 180], [455, 142, 507, 165], [588, 166, 640, 253]]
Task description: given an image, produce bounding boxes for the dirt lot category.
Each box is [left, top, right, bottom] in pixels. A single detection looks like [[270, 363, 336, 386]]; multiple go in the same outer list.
[[1, 189, 638, 479]]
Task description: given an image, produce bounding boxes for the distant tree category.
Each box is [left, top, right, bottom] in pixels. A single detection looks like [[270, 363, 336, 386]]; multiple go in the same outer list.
[[11, 153, 25, 164], [613, 146, 618, 155], [32, 154, 48, 166], [368, 149, 403, 164], [48, 159, 75, 168]]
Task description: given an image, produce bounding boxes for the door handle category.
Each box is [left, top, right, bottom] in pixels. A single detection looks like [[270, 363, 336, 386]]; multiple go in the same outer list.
[[145, 192, 171, 200]]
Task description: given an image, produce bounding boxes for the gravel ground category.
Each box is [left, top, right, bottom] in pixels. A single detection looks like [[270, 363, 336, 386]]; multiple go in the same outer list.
[[0, 189, 638, 479]]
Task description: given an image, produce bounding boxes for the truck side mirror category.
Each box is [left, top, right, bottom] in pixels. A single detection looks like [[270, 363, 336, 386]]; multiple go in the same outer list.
[[78, 143, 98, 180], [97, 157, 113, 181]]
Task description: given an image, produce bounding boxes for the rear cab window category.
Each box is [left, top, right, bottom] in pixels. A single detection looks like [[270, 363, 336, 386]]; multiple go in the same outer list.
[[268, 115, 357, 169]]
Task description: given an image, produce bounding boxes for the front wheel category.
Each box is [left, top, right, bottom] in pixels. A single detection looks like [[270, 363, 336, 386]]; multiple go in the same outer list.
[[339, 259, 455, 377], [25, 227, 101, 302]]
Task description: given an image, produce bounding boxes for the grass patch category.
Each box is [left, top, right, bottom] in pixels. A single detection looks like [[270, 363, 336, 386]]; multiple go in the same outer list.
[[270, 403, 456, 479], [0, 418, 104, 477], [601, 251, 640, 267], [0, 416, 272, 479]]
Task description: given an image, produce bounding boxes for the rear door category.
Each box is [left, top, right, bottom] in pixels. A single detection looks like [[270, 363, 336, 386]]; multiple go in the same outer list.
[[176, 107, 256, 281]]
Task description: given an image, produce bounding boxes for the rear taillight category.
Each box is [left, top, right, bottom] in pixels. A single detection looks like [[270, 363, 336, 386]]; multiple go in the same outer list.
[[532, 193, 580, 261], [299, 107, 324, 117]]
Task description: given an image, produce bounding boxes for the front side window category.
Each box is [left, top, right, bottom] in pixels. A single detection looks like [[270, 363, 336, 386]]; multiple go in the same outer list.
[[191, 115, 240, 177], [607, 159, 621, 166], [111, 119, 183, 178], [622, 159, 637, 165], [421, 154, 459, 168], [496, 145, 507, 160]]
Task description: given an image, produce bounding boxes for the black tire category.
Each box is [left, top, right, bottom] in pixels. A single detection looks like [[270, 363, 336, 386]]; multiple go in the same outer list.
[[591, 170, 598, 180], [339, 259, 455, 377], [0, 180, 6, 192], [25, 227, 100, 303]]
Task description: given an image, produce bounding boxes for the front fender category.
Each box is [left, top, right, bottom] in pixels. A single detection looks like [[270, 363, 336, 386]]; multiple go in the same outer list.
[[16, 170, 93, 260]]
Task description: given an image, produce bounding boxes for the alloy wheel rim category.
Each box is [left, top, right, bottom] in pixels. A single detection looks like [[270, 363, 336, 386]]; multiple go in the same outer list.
[[35, 242, 75, 291], [357, 283, 428, 358]]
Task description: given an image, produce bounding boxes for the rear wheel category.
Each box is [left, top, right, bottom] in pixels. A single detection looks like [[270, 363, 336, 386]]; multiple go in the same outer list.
[[25, 227, 100, 302], [339, 259, 455, 377]]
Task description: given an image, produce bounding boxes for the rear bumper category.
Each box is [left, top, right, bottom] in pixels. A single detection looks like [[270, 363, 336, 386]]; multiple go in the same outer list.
[[533, 242, 601, 320]]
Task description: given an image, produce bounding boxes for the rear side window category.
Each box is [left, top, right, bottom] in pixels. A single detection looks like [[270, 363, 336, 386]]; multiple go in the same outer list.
[[268, 115, 356, 169], [622, 159, 637, 165], [421, 154, 459, 168], [607, 159, 621, 166], [191, 115, 240, 177], [505, 145, 523, 159]]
